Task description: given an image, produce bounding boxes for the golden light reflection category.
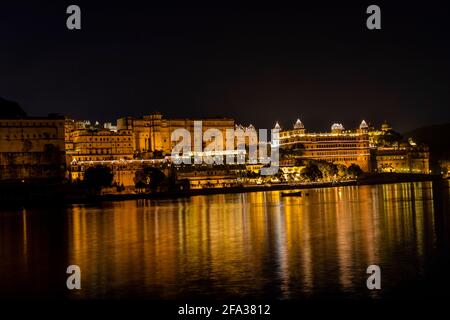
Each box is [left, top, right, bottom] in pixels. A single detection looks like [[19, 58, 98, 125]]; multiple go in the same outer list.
[[65, 182, 441, 299], [21, 209, 28, 267]]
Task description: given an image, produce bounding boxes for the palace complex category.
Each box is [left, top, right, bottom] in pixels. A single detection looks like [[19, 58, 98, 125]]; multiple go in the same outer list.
[[278, 119, 429, 174], [0, 98, 432, 188]]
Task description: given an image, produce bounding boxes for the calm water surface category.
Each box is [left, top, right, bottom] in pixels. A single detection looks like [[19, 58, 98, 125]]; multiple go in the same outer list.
[[1, 181, 449, 300]]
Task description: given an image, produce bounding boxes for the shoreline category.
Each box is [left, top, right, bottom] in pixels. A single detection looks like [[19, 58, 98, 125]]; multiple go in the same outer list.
[[95, 173, 445, 202], [0, 173, 445, 207]]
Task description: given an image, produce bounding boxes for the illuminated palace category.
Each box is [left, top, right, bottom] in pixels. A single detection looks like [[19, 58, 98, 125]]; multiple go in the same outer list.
[[368, 121, 429, 173], [278, 119, 371, 171], [0, 98, 65, 182], [278, 119, 429, 174], [65, 115, 430, 187], [65, 114, 237, 187], [0, 93, 430, 188], [116, 113, 235, 157], [65, 119, 134, 163]]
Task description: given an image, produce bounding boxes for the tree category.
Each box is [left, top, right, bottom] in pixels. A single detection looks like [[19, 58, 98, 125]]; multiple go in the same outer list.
[[134, 166, 166, 193], [316, 160, 338, 180], [347, 164, 363, 178], [84, 166, 114, 193], [301, 163, 323, 182], [337, 164, 348, 179], [376, 130, 403, 147], [280, 144, 304, 159]]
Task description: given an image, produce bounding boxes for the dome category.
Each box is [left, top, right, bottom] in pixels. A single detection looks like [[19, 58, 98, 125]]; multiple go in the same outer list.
[[381, 120, 391, 131], [294, 118, 304, 129], [248, 124, 255, 130], [359, 120, 368, 129], [331, 123, 344, 131]]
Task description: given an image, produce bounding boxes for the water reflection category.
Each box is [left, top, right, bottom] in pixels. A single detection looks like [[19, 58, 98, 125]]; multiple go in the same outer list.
[[1, 181, 449, 300]]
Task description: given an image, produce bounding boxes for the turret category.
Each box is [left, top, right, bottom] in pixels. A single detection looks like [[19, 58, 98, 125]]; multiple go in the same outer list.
[[331, 123, 344, 133]]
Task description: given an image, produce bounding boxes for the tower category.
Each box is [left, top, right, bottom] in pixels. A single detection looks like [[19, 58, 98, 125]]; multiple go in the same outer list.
[[293, 118, 305, 134]]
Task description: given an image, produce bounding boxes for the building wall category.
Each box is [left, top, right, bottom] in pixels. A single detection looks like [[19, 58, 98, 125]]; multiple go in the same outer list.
[[176, 169, 239, 189], [65, 128, 134, 163], [279, 130, 371, 172], [70, 165, 136, 187], [439, 160, 450, 178], [375, 147, 429, 173], [69, 160, 169, 187], [117, 113, 235, 157], [279, 121, 430, 174], [0, 118, 65, 181]]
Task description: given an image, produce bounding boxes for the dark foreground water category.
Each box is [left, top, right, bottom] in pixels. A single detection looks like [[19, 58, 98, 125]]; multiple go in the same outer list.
[[1, 181, 449, 301]]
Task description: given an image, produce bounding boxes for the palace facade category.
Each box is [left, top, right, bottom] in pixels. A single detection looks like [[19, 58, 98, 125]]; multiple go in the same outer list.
[[0, 95, 432, 190], [65, 114, 236, 186], [368, 121, 429, 173], [278, 119, 430, 174], [65, 119, 134, 163], [116, 113, 236, 157], [278, 119, 372, 172], [0, 98, 65, 182]]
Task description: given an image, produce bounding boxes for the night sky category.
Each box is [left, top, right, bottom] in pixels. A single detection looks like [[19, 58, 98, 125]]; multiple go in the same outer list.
[[1, 1, 450, 133]]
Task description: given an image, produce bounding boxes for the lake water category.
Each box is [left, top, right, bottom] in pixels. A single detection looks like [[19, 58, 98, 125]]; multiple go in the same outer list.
[[1, 181, 449, 301]]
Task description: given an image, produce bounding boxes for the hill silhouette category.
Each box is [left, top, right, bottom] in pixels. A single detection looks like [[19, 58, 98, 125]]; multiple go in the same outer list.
[[0, 97, 27, 118], [404, 123, 450, 163]]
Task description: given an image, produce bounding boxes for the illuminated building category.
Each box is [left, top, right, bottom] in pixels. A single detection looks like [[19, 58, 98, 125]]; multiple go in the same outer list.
[[278, 119, 372, 172], [175, 167, 241, 189], [374, 145, 429, 173], [0, 98, 65, 182], [279, 118, 430, 174], [116, 113, 235, 157], [368, 121, 430, 173], [439, 160, 450, 178], [65, 124, 133, 163], [65, 114, 238, 188], [65, 120, 135, 185]]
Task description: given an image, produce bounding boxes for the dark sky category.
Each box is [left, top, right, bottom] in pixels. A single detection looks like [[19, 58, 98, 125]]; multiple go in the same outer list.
[[1, 1, 450, 133]]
